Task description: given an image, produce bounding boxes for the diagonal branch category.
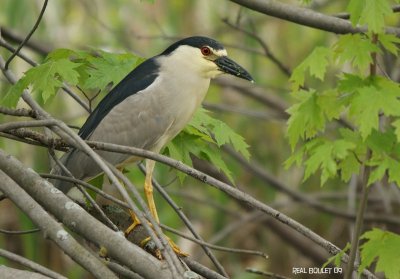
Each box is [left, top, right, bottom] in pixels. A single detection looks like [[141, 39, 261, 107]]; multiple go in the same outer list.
[[0, 248, 67, 279], [4, 0, 48, 70], [0, 169, 117, 279], [0, 149, 174, 279]]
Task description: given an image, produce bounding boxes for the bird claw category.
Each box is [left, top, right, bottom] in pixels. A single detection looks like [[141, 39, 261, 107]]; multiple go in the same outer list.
[[125, 210, 188, 258], [141, 236, 188, 259]]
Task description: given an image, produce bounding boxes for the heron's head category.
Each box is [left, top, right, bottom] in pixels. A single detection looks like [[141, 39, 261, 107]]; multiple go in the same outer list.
[[159, 36, 253, 82]]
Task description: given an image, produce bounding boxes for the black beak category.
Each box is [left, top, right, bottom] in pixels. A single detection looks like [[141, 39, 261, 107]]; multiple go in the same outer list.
[[215, 56, 254, 82]]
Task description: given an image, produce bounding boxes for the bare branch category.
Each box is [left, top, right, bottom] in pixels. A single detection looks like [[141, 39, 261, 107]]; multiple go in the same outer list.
[[0, 169, 117, 279], [228, 0, 400, 36], [0, 265, 53, 279], [0, 26, 52, 55], [4, 0, 48, 70], [223, 146, 400, 226], [222, 18, 291, 76], [0, 150, 174, 279], [246, 268, 292, 279], [0, 228, 40, 235], [0, 119, 58, 132], [162, 225, 268, 259], [0, 248, 67, 279]]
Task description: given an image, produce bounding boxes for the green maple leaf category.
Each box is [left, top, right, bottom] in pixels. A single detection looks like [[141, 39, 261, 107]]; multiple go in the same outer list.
[[165, 132, 234, 183], [379, 34, 400, 56], [346, 0, 393, 32], [2, 78, 30, 107], [349, 82, 400, 140], [387, 158, 400, 186], [338, 153, 361, 182], [323, 243, 351, 268], [360, 0, 392, 33], [359, 229, 400, 279], [334, 34, 381, 71], [338, 73, 368, 93], [316, 89, 343, 120], [392, 119, 400, 142], [303, 139, 355, 185], [189, 108, 250, 160], [165, 108, 249, 183], [2, 58, 81, 106], [290, 47, 331, 90], [84, 50, 143, 90], [346, 0, 364, 26], [165, 133, 198, 183], [368, 158, 388, 185], [286, 90, 325, 149]]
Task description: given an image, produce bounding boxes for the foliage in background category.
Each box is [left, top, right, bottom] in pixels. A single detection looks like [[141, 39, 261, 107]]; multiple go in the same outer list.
[[285, 0, 400, 277]]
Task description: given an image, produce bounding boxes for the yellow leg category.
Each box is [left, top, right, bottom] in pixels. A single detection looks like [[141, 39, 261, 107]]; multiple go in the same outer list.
[[124, 210, 141, 236], [144, 160, 160, 223], [128, 160, 188, 257]]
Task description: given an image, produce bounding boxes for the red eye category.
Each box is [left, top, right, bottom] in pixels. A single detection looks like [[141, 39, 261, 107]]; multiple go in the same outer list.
[[201, 46, 212, 56]]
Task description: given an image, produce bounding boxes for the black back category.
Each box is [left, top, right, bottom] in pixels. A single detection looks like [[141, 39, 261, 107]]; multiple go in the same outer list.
[[78, 58, 159, 139]]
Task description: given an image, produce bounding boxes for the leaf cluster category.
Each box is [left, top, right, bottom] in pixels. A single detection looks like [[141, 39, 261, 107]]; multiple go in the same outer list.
[[285, 1, 400, 277]]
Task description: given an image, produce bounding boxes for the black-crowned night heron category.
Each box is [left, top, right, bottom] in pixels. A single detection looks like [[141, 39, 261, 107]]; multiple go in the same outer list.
[[53, 36, 253, 252]]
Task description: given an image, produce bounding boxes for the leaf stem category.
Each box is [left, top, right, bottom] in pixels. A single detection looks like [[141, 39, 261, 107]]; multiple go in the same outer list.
[[344, 162, 371, 279], [369, 34, 378, 76]]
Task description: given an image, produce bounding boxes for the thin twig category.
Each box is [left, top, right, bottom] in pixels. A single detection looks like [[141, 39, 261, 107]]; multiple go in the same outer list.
[[223, 146, 400, 226], [48, 149, 119, 232], [40, 173, 130, 209], [0, 248, 67, 279], [0, 119, 58, 132], [162, 225, 268, 259], [0, 26, 52, 55], [4, 0, 48, 70], [106, 261, 144, 279], [222, 18, 291, 76], [0, 106, 37, 118], [246, 268, 292, 279], [344, 165, 371, 279], [0, 228, 40, 235]]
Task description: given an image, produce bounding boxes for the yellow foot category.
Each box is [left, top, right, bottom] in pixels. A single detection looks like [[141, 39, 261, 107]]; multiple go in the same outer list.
[[124, 210, 141, 236], [125, 210, 188, 258], [167, 236, 189, 257], [141, 235, 189, 258]]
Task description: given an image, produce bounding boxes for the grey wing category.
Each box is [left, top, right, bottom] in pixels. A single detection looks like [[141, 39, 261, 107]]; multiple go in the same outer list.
[[53, 89, 175, 194]]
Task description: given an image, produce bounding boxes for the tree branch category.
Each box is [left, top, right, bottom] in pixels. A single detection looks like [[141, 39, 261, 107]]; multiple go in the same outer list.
[[0, 150, 174, 279], [4, 0, 48, 70], [0, 248, 67, 279], [0, 169, 117, 279], [228, 0, 400, 36]]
